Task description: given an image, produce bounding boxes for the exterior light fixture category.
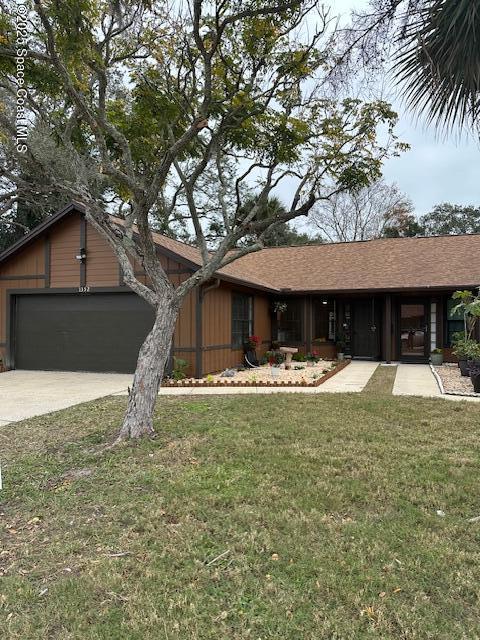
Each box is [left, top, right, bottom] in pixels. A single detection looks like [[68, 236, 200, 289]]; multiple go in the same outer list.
[[322, 299, 328, 305], [76, 248, 87, 262]]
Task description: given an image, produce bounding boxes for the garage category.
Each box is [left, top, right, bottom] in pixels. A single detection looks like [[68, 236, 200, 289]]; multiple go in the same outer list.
[[13, 292, 155, 373]]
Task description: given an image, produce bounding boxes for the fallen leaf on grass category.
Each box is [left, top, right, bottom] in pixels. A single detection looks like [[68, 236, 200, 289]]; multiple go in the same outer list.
[[360, 606, 377, 621]]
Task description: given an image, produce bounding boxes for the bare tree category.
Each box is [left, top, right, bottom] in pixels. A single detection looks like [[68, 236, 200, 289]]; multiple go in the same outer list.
[[0, 1, 404, 439], [311, 180, 413, 242]]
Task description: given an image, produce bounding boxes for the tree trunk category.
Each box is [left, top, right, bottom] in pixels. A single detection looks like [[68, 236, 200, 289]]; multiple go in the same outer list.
[[117, 300, 179, 441]]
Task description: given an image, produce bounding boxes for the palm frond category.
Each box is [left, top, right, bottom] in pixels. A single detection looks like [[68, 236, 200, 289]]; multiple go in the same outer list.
[[395, 0, 480, 130]]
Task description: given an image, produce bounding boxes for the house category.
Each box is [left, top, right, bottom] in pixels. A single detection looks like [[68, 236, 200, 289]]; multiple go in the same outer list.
[[0, 202, 479, 376]]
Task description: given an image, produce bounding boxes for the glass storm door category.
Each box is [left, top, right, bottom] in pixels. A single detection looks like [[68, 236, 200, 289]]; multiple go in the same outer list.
[[400, 302, 429, 362]]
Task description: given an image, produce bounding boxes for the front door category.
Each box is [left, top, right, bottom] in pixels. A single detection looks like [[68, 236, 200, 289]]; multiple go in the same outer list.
[[399, 301, 429, 362], [351, 298, 380, 360]]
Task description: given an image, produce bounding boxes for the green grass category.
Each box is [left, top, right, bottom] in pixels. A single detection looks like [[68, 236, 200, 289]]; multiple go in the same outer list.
[[362, 364, 398, 395], [1, 393, 480, 639]]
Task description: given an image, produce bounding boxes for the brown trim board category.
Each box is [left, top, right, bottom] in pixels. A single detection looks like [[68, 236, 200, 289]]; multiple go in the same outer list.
[[44, 235, 51, 288], [195, 287, 203, 378], [0, 274, 47, 281], [79, 216, 87, 287]]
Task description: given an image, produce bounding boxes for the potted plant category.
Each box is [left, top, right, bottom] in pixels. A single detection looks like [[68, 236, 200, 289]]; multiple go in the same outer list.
[[265, 350, 275, 365], [467, 341, 480, 377], [452, 332, 472, 376], [272, 301, 288, 315], [336, 333, 347, 361], [269, 352, 284, 378], [430, 348, 443, 366], [470, 362, 480, 393]]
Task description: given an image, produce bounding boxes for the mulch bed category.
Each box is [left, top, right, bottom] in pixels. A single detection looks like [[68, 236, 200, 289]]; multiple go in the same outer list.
[[433, 363, 480, 397]]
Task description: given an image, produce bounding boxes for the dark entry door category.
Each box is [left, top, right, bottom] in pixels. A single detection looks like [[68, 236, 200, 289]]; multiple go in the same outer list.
[[14, 292, 155, 373], [399, 301, 429, 362], [351, 298, 380, 359]]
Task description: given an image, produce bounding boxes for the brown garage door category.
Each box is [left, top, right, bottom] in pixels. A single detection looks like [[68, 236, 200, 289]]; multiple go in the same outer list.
[[14, 292, 155, 373]]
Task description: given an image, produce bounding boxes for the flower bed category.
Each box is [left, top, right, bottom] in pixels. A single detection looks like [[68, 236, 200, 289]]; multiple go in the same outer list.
[[164, 359, 350, 388], [433, 363, 480, 397]]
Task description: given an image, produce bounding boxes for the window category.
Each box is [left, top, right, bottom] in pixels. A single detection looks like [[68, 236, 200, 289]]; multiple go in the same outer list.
[[232, 293, 253, 348], [446, 298, 464, 346], [312, 298, 335, 342], [276, 299, 303, 343]]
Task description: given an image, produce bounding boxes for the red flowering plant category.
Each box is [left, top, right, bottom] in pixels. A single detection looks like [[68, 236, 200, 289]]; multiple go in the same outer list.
[[245, 335, 260, 350]]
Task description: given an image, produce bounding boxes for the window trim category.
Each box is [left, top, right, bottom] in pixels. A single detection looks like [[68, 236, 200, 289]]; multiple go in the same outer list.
[[275, 297, 304, 344], [231, 292, 254, 349]]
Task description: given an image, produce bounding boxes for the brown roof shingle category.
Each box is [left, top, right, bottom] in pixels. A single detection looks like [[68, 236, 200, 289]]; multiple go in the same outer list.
[[148, 225, 480, 292], [226, 234, 480, 292], [127, 215, 480, 293]]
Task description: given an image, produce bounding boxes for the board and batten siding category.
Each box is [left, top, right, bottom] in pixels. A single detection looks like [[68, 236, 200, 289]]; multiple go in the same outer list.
[[201, 283, 272, 375], [0, 237, 47, 365], [50, 214, 82, 288], [1, 210, 269, 376]]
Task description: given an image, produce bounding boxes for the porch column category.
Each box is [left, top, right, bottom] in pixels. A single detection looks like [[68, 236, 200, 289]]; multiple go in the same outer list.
[[305, 297, 312, 353], [195, 287, 203, 378], [385, 295, 392, 363]]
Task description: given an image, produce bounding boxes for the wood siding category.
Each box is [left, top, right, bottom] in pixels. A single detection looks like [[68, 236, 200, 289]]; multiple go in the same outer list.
[[0, 213, 216, 375], [0, 237, 46, 364], [201, 283, 272, 375], [85, 223, 119, 287], [50, 214, 81, 288]]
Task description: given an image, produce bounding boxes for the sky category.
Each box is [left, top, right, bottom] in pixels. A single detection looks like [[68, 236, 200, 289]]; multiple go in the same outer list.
[[290, 0, 480, 221]]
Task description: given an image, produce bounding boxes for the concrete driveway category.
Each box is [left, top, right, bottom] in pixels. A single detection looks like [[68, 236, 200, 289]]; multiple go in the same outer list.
[[0, 370, 133, 425]]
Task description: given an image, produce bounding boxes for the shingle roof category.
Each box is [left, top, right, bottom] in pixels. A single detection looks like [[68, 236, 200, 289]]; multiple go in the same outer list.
[[112, 219, 278, 291], [147, 227, 480, 293], [224, 234, 480, 292], [1, 202, 478, 293]]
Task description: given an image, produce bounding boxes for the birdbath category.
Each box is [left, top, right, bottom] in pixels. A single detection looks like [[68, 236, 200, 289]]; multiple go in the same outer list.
[[279, 346, 298, 370]]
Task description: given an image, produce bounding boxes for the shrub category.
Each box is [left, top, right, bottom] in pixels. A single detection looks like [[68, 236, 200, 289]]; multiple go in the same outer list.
[[172, 357, 189, 380], [292, 353, 306, 362], [452, 333, 479, 359]]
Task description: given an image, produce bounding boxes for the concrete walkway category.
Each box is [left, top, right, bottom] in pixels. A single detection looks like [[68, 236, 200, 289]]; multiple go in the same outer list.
[[393, 363, 441, 398], [0, 370, 132, 424], [321, 361, 379, 393], [392, 363, 480, 402]]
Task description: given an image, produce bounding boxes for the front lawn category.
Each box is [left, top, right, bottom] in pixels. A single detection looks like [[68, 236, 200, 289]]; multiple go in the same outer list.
[[1, 392, 480, 639]]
